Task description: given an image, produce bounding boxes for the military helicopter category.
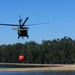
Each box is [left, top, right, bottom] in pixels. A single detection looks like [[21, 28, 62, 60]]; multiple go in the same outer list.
[[0, 17, 49, 39]]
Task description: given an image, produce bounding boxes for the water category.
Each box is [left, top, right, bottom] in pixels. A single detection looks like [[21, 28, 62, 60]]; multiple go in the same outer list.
[[0, 64, 75, 75], [0, 64, 31, 68], [0, 64, 50, 68], [0, 71, 75, 75]]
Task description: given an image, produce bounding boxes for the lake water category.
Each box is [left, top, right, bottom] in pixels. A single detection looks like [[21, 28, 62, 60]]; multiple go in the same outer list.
[[0, 71, 75, 75], [0, 64, 75, 75]]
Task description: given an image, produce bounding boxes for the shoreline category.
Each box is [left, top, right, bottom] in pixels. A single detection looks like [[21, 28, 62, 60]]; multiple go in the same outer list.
[[0, 63, 75, 72]]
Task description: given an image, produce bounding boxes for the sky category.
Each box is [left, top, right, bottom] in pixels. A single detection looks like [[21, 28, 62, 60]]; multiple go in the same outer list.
[[0, 0, 75, 45]]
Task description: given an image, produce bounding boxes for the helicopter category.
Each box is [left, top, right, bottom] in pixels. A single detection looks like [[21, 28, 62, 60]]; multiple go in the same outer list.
[[0, 17, 49, 39]]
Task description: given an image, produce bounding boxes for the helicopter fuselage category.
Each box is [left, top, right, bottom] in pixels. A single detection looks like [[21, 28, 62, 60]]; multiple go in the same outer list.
[[18, 27, 29, 39]]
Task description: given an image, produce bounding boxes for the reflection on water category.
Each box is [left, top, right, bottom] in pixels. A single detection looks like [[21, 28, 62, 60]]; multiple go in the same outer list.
[[0, 71, 75, 75], [0, 64, 28, 68], [0, 64, 50, 68]]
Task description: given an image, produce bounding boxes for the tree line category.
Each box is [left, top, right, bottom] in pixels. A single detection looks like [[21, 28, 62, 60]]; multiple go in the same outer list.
[[0, 36, 75, 64]]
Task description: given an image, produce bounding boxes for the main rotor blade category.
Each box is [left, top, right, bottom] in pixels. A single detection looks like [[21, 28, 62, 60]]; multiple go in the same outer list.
[[12, 28, 28, 30], [25, 22, 50, 26], [22, 17, 29, 26], [0, 24, 19, 26]]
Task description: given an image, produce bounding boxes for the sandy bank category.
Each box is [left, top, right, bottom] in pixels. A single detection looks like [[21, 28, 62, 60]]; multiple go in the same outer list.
[[0, 63, 75, 72]]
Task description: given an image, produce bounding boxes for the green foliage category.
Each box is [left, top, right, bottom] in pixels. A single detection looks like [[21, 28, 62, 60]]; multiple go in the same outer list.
[[0, 36, 75, 64]]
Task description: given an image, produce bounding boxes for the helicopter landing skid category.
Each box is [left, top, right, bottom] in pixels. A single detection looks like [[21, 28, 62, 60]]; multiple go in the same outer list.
[[18, 35, 29, 39], [18, 36, 24, 39]]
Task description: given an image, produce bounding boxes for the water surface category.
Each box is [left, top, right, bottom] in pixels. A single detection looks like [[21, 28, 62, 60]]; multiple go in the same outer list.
[[0, 71, 75, 75]]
